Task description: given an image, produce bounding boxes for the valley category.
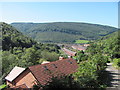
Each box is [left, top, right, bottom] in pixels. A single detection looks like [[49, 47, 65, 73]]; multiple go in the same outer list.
[[0, 22, 119, 89]]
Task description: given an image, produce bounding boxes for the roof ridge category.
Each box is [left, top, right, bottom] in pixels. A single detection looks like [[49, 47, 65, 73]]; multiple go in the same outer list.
[[29, 58, 73, 68]]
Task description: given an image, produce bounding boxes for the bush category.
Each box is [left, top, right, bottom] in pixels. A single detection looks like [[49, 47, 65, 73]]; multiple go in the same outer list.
[[113, 58, 120, 68]]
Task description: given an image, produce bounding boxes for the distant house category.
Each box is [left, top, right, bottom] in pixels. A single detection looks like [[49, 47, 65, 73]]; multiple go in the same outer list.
[[62, 48, 76, 56], [83, 44, 90, 47], [72, 45, 87, 51], [5, 58, 78, 88]]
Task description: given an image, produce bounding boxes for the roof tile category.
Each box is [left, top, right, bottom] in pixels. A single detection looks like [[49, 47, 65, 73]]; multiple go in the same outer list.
[[29, 58, 78, 85]]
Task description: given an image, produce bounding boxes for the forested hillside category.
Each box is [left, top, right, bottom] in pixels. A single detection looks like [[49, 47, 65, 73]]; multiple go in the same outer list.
[[1, 22, 36, 51], [86, 30, 120, 67], [11, 22, 117, 43], [1, 22, 60, 81]]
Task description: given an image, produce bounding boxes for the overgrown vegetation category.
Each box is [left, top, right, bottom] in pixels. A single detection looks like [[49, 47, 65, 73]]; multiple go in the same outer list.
[[33, 75, 80, 90], [112, 58, 120, 68], [86, 30, 120, 67]]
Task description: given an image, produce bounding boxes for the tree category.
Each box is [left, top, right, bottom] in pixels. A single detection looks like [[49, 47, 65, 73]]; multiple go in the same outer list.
[[89, 54, 108, 71], [76, 51, 87, 63], [73, 61, 98, 88], [20, 47, 40, 67], [113, 58, 120, 68], [2, 51, 18, 74], [33, 75, 80, 90], [41, 51, 59, 62]]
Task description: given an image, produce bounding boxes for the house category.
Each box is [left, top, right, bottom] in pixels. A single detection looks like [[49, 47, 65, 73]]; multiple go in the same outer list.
[[62, 48, 76, 56], [5, 58, 78, 88], [72, 45, 87, 51], [5, 66, 37, 88], [83, 44, 90, 47]]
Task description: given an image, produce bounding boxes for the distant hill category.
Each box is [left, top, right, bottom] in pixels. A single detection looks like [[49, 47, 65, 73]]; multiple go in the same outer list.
[[1, 22, 36, 50], [101, 30, 119, 40], [11, 22, 118, 43]]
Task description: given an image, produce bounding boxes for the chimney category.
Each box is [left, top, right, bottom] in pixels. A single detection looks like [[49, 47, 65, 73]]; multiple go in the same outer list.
[[68, 56, 72, 58], [59, 56, 64, 60]]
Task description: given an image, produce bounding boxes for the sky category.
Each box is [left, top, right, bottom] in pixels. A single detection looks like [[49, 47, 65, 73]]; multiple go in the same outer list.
[[0, 0, 119, 2], [0, 2, 118, 28]]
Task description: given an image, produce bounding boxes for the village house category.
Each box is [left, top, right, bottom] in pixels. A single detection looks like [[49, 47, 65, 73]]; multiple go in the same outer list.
[[62, 48, 76, 57], [5, 58, 78, 89], [71, 45, 87, 51], [83, 44, 90, 47]]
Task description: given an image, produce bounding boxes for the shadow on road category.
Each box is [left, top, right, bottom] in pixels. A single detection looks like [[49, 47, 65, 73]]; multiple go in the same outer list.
[[104, 63, 120, 88]]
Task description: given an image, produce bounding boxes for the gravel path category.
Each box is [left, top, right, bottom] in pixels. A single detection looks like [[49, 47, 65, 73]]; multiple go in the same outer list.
[[105, 63, 120, 89]]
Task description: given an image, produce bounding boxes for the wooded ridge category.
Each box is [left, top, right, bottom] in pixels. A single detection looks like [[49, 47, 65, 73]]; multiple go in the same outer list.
[[11, 22, 118, 43]]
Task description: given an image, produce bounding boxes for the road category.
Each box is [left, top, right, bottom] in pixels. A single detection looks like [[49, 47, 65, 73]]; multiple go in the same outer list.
[[105, 63, 120, 89]]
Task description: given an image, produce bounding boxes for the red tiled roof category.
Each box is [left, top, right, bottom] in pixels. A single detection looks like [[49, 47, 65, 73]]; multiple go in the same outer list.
[[28, 58, 78, 85]]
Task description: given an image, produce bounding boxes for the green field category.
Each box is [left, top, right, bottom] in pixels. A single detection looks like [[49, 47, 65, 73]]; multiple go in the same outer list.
[[75, 40, 89, 44]]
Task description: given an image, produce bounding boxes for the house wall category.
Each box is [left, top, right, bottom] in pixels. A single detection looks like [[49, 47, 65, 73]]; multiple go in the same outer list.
[[6, 80, 15, 87], [6, 69, 37, 88], [14, 69, 37, 88]]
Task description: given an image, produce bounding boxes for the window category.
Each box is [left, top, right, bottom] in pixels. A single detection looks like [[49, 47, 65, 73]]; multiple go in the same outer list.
[[52, 64, 57, 68], [68, 60, 73, 64], [43, 66, 49, 70]]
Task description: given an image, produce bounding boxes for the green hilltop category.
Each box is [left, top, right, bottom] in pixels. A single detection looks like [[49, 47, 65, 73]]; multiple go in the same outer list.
[[11, 22, 117, 43], [1, 22, 36, 51]]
